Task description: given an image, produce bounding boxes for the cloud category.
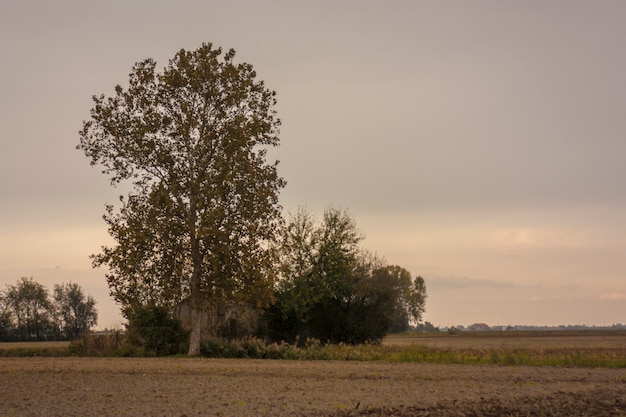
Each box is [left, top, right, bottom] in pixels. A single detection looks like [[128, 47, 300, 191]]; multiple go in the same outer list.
[[490, 227, 600, 249], [425, 274, 516, 290], [600, 293, 626, 301]]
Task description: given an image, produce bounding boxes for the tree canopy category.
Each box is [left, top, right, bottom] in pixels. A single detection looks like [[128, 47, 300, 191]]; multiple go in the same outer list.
[[54, 282, 98, 339], [266, 207, 427, 345], [78, 43, 285, 355]]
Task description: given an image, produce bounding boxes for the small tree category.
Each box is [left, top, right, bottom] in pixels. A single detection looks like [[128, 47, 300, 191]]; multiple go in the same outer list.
[[365, 266, 427, 335], [4, 277, 55, 340], [53, 282, 98, 339], [267, 207, 427, 344], [413, 321, 439, 333], [266, 207, 362, 343]]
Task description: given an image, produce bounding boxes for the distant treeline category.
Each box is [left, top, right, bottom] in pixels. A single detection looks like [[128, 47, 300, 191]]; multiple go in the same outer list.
[[441, 323, 626, 333], [0, 277, 98, 342]]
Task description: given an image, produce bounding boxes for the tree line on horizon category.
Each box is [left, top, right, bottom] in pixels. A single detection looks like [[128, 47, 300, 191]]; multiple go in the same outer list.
[[76, 42, 427, 355], [0, 277, 98, 342]]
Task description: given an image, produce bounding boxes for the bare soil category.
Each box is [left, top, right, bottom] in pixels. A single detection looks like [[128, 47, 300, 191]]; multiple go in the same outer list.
[[1, 357, 624, 416]]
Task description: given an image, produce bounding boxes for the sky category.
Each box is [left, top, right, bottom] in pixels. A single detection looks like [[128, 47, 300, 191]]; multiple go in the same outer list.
[[1, 1, 625, 329]]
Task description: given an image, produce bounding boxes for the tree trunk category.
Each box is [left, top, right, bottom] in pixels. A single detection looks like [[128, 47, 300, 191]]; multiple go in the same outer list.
[[188, 307, 202, 356], [187, 193, 203, 356]]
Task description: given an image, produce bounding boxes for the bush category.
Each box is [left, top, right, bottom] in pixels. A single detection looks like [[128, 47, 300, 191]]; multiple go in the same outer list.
[[68, 330, 134, 356], [125, 305, 189, 356], [199, 337, 302, 359], [200, 337, 266, 358]]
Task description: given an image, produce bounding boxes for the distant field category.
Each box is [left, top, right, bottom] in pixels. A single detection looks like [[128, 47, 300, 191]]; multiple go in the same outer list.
[[383, 330, 626, 349], [3, 331, 624, 351], [0, 341, 70, 350]]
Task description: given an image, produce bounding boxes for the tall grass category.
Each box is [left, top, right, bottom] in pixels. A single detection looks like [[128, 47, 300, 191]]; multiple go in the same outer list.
[[382, 345, 626, 368], [2, 334, 624, 368], [197, 337, 626, 368], [0, 341, 71, 357]]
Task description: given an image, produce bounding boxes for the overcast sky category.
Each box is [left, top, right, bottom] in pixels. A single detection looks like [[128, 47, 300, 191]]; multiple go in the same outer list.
[[1, 1, 625, 329]]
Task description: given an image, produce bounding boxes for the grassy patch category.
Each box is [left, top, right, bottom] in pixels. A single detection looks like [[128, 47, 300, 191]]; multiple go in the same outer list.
[[195, 337, 625, 368], [0, 341, 71, 357], [2, 334, 624, 368], [376, 344, 626, 367]]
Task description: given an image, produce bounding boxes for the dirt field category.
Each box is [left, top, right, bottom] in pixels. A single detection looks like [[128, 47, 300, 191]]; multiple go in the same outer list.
[[1, 357, 625, 417]]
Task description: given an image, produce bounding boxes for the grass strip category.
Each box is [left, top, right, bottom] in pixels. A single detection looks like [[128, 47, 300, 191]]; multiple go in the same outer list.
[[2, 337, 624, 368]]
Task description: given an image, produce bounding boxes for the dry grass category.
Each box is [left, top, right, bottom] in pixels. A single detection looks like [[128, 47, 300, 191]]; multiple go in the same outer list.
[[0, 341, 70, 349], [0, 341, 71, 357], [2, 331, 625, 368], [383, 330, 626, 349]]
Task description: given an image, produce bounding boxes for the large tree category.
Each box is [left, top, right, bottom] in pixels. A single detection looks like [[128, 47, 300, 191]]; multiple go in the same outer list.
[[78, 43, 285, 355]]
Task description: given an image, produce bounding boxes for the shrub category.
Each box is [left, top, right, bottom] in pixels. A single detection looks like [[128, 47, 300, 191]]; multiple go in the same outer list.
[[68, 330, 132, 356], [126, 305, 188, 356]]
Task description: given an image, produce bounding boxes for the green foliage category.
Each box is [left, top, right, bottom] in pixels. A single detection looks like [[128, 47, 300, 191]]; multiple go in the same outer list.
[[199, 337, 310, 359], [190, 337, 624, 368], [53, 282, 98, 339], [125, 304, 188, 356], [266, 207, 427, 345], [78, 42, 285, 355]]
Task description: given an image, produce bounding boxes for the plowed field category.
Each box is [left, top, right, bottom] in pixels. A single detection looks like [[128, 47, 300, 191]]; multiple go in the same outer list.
[[1, 357, 624, 416]]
